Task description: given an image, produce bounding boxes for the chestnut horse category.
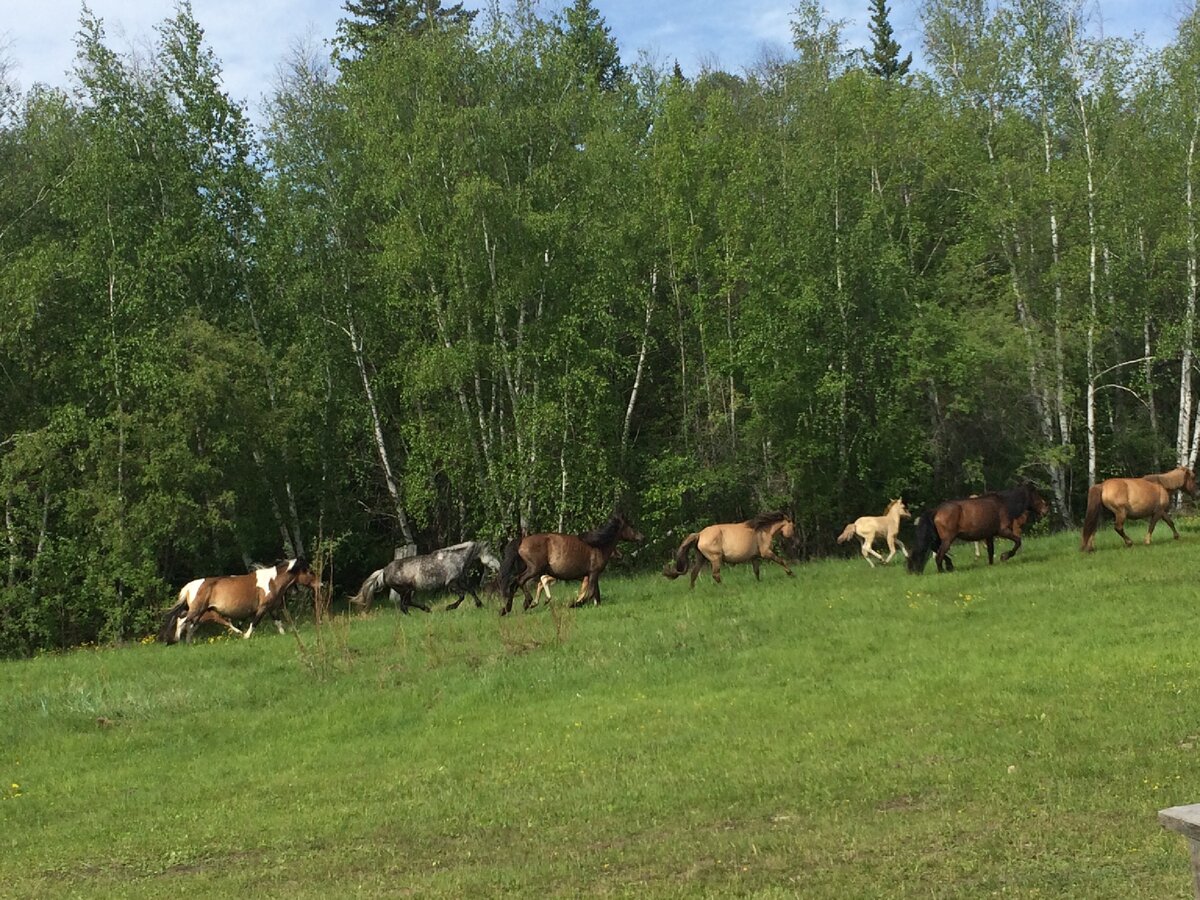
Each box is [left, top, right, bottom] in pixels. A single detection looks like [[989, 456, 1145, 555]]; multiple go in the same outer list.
[[1080, 466, 1198, 551], [907, 483, 1048, 574], [836, 498, 911, 568], [158, 558, 321, 644], [498, 512, 643, 615], [662, 511, 796, 587]]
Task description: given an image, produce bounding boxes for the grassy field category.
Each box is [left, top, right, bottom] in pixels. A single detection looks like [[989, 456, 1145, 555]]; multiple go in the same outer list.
[[3, 524, 1200, 897]]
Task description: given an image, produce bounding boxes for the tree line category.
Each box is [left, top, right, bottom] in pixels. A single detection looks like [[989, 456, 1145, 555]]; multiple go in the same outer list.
[[1, 0, 1197, 654]]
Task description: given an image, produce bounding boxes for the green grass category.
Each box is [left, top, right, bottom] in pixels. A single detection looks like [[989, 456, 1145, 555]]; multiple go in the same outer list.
[[4, 525, 1200, 897]]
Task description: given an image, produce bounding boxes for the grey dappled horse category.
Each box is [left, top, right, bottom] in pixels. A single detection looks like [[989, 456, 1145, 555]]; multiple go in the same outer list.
[[350, 541, 500, 613]]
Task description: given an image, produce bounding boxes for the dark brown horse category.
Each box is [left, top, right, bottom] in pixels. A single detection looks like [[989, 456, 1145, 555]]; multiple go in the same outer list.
[[907, 483, 1049, 574], [158, 558, 322, 644], [1080, 466, 1198, 551], [498, 512, 643, 615]]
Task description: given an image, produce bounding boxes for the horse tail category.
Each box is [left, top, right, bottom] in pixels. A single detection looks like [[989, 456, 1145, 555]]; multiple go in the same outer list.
[[836, 523, 856, 544], [662, 532, 700, 579], [498, 537, 526, 597], [350, 569, 386, 610], [157, 600, 188, 645], [907, 511, 938, 575], [1080, 483, 1104, 552]]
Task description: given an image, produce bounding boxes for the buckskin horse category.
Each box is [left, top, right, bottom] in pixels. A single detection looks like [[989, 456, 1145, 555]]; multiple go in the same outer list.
[[836, 498, 911, 568], [158, 558, 322, 644], [498, 512, 643, 615], [662, 511, 796, 587], [907, 483, 1049, 574], [1080, 466, 1198, 552]]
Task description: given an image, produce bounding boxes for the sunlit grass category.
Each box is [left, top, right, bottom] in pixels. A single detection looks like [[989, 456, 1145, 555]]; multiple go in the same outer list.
[[3, 523, 1200, 896]]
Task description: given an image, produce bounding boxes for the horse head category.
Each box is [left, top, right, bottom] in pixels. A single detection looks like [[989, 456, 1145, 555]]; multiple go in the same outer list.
[[615, 512, 644, 544], [288, 557, 325, 600], [1026, 484, 1050, 520], [1185, 468, 1199, 496], [891, 498, 912, 519]]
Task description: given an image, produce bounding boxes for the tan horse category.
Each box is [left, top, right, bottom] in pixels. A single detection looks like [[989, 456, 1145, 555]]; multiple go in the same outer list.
[[158, 559, 322, 644], [1080, 466, 1198, 551], [836, 499, 911, 567], [663, 511, 796, 587]]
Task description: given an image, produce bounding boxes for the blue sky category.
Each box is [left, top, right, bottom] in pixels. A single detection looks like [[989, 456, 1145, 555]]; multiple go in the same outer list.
[[1, 0, 1187, 118]]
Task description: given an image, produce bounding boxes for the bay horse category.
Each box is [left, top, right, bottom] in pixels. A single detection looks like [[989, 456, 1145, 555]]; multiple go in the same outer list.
[[907, 483, 1048, 574], [836, 498, 911, 568], [158, 558, 321, 644], [1080, 466, 1198, 551], [662, 511, 796, 587], [350, 541, 500, 612], [498, 512, 643, 615], [532, 547, 621, 607]]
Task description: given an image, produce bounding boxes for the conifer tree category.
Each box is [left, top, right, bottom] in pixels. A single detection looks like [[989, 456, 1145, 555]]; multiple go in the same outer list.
[[865, 0, 911, 79], [335, 0, 474, 63]]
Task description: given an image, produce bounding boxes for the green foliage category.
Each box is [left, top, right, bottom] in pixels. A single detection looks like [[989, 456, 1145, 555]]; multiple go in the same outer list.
[[1, 0, 1199, 652]]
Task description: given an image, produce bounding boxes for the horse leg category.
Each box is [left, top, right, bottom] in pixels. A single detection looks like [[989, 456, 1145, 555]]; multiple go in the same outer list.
[[895, 538, 908, 559], [986, 537, 995, 565], [688, 555, 704, 589], [998, 528, 1022, 561], [761, 549, 795, 577], [883, 534, 898, 564], [515, 571, 538, 611], [410, 598, 432, 613], [934, 538, 954, 573], [1113, 509, 1134, 547], [709, 554, 723, 584], [571, 574, 598, 607], [752, 558, 762, 580], [864, 539, 887, 565], [860, 539, 876, 568], [1162, 511, 1181, 540], [270, 607, 286, 635]]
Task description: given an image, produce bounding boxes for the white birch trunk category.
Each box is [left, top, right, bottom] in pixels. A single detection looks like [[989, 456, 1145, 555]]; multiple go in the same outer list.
[[1178, 114, 1200, 467], [622, 269, 655, 453], [346, 309, 415, 546]]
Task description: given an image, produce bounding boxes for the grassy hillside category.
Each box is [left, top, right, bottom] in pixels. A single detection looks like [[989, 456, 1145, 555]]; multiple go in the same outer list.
[[3, 526, 1200, 897]]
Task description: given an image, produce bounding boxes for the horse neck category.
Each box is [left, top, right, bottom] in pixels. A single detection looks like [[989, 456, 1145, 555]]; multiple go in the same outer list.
[[765, 520, 789, 540], [884, 505, 902, 527], [1148, 468, 1184, 489]]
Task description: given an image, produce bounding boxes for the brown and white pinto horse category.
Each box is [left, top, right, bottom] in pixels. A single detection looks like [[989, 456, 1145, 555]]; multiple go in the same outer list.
[[1080, 466, 1198, 551], [498, 512, 643, 615], [663, 511, 796, 587], [158, 559, 321, 644]]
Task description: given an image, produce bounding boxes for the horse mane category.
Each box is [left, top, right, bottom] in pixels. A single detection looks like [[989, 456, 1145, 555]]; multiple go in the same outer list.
[[746, 510, 790, 531], [578, 513, 625, 548], [990, 483, 1039, 520], [1144, 467, 1191, 488]]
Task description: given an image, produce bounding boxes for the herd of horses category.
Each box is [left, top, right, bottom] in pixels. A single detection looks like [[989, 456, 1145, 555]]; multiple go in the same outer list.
[[158, 465, 1199, 645]]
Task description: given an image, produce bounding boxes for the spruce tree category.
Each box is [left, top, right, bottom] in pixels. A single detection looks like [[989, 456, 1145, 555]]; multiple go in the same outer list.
[[865, 0, 911, 80], [335, 0, 474, 63], [562, 0, 626, 91]]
